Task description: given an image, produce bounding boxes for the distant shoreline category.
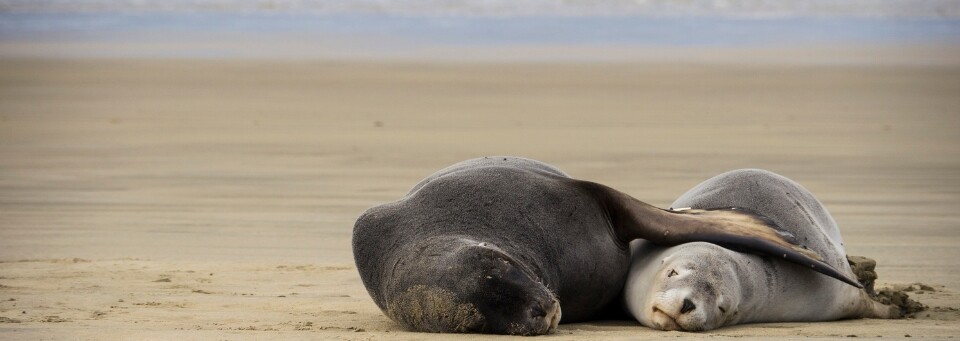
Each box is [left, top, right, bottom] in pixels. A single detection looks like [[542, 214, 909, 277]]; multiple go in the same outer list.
[[2, 42, 958, 66]]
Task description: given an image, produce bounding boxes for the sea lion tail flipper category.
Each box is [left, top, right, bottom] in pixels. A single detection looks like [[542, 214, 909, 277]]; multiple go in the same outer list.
[[869, 287, 927, 318], [577, 180, 863, 288]]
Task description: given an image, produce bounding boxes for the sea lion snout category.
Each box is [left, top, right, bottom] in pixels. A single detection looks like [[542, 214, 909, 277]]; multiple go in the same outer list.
[[528, 297, 562, 332], [463, 245, 560, 335], [650, 290, 714, 331], [384, 239, 559, 335], [543, 298, 562, 332]]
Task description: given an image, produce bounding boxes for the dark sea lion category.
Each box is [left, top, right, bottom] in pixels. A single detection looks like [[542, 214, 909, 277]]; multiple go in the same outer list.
[[624, 169, 900, 331], [352, 157, 860, 335]]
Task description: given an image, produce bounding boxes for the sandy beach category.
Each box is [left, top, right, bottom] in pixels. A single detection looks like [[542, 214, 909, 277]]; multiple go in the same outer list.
[[1, 57, 959, 339]]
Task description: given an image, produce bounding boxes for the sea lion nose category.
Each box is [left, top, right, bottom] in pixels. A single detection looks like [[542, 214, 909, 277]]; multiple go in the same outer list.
[[545, 299, 561, 331], [527, 301, 558, 335], [680, 298, 697, 314]]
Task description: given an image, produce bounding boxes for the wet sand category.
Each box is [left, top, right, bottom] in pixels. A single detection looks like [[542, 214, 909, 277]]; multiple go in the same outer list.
[[1, 58, 959, 339]]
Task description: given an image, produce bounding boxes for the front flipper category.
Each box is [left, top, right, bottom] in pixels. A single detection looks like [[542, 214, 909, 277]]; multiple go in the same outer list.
[[576, 180, 863, 288]]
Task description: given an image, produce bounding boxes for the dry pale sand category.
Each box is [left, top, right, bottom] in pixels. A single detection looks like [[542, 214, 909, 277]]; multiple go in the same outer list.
[[1, 58, 959, 340]]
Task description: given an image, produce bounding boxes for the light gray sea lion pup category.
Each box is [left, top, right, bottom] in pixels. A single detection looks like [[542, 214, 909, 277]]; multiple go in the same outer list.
[[353, 158, 860, 335], [624, 169, 900, 331]]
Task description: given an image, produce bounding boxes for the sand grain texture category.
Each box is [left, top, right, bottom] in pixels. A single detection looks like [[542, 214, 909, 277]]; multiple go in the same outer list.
[[1, 59, 959, 339]]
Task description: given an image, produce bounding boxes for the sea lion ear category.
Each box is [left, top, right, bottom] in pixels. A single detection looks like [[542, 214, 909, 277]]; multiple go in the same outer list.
[[572, 179, 863, 288]]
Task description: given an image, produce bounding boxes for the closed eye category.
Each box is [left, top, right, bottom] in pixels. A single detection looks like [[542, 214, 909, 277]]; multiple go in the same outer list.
[[718, 307, 727, 313], [667, 269, 678, 277]]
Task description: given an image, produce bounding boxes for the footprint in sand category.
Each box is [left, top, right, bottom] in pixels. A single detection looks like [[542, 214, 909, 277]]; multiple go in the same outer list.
[[41, 316, 68, 323], [0, 317, 23, 323]]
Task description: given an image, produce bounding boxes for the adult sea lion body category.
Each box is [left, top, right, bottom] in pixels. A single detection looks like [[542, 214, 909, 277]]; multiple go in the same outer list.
[[353, 158, 860, 335], [624, 169, 899, 331]]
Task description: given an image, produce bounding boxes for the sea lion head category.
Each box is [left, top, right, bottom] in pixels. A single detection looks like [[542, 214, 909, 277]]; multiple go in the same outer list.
[[384, 237, 560, 335], [647, 242, 743, 331]]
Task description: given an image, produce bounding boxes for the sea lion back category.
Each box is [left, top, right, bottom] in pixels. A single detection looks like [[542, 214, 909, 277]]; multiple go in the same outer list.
[[670, 169, 848, 273], [406, 156, 570, 196]]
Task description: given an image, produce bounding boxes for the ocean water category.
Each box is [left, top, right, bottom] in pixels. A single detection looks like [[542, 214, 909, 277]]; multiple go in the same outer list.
[[3, 0, 959, 18], [1, 0, 959, 60]]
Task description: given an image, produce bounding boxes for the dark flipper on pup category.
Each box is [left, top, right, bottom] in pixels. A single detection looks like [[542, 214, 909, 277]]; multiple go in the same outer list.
[[575, 179, 863, 288]]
